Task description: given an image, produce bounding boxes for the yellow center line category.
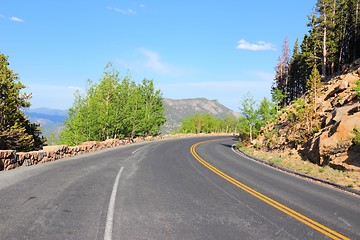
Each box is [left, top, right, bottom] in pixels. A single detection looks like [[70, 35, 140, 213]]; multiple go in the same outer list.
[[190, 139, 350, 240]]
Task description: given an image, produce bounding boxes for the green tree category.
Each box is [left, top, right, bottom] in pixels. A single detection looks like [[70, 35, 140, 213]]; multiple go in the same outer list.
[[177, 113, 238, 134], [131, 79, 166, 137], [239, 93, 258, 142], [59, 65, 166, 145], [224, 114, 238, 133], [257, 97, 275, 125], [306, 65, 322, 114], [354, 80, 360, 98], [271, 88, 287, 112], [0, 53, 45, 151]]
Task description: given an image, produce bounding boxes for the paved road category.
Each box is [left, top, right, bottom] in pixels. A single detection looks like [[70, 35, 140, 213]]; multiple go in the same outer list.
[[0, 136, 359, 239]]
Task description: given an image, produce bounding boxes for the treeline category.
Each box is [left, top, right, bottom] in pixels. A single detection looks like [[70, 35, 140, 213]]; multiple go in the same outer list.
[[177, 113, 239, 134], [274, 0, 360, 105], [177, 95, 276, 142], [59, 65, 166, 146], [0, 53, 45, 151]]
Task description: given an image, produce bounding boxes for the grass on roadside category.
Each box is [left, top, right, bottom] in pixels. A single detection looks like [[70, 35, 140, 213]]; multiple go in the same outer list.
[[237, 143, 360, 190]]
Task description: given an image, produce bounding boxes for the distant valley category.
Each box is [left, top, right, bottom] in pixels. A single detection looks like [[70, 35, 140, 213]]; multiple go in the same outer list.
[[24, 108, 68, 138], [25, 98, 239, 138]]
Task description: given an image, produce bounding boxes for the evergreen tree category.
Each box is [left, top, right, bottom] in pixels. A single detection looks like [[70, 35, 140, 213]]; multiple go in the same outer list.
[[271, 88, 287, 112], [306, 65, 322, 114], [0, 53, 45, 151]]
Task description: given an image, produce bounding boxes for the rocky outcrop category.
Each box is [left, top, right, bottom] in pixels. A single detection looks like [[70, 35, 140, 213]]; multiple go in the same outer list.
[[306, 67, 360, 171], [257, 60, 360, 171]]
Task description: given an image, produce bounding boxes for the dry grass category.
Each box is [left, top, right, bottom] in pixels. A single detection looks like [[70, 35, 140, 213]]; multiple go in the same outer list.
[[240, 146, 360, 191]]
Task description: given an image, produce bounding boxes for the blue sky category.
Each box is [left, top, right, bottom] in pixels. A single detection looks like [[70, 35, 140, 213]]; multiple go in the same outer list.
[[1, 0, 315, 111]]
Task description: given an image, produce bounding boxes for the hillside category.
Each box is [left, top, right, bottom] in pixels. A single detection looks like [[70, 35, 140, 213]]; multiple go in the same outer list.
[[256, 60, 360, 172], [26, 98, 239, 137], [162, 98, 240, 133]]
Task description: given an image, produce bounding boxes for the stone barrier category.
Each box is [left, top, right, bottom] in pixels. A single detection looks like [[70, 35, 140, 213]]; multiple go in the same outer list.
[[0, 133, 234, 171]]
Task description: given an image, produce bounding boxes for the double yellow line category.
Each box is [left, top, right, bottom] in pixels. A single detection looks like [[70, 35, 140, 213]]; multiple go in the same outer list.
[[190, 139, 350, 240]]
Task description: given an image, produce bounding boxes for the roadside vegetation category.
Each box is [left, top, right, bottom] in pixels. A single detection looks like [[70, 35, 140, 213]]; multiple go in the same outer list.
[[355, 80, 360, 97], [177, 113, 238, 134], [177, 93, 276, 142], [239, 145, 360, 190]]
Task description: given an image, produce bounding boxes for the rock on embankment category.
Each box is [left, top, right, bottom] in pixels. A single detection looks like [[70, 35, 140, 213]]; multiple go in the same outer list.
[[305, 68, 360, 171]]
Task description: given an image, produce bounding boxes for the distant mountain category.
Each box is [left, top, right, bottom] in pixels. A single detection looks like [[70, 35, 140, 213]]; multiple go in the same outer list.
[[25, 98, 240, 137], [24, 108, 67, 138], [162, 98, 240, 133]]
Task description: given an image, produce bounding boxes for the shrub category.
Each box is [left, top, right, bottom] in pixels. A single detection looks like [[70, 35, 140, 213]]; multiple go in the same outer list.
[[354, 80, 360, 98], [352, 128, 360, 145]]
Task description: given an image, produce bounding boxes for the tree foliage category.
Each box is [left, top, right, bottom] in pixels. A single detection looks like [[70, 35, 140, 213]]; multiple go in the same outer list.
[[354, 79, 360, 97], [177, 113, 238, 134], [239, 94, 276, 142], [353, 128, 360, 145], [59, 65, 166, 145], [0, 53, 45, 151], [306, 65, 323, 114], [177, 95, 276, 145]]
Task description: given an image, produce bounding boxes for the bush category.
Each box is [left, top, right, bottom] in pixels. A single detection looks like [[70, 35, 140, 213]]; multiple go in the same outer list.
[[353, 128, 360, 145], [354, 80, 360, 98]]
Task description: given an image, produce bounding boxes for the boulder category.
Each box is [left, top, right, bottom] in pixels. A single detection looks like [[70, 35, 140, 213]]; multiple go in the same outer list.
[[343, 72, 359, 84], [330, 102, 360, 125], [337, 80, 349, 91], [318, 112, 360, 168]]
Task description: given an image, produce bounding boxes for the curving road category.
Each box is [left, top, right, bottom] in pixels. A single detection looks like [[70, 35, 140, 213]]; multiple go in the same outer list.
[[0, 136, 359, 239]]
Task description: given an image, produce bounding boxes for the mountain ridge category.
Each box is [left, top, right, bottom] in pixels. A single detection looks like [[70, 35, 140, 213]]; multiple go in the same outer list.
[[26, 98, 239, 137]]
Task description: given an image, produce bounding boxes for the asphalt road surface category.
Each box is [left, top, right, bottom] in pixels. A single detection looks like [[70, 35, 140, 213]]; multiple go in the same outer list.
[[0, 136, 359, 240]]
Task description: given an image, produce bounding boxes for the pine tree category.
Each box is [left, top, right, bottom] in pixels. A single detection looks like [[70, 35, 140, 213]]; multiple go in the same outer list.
[[0, 53, 45, 151], [307, 65, 322, 114]]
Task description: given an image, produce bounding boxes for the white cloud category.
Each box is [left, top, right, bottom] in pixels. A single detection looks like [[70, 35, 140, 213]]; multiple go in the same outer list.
[[139, 4, 146, 8], [10, 16, 24, 22], [139, 48, 177, 75], [118, 48, 181, 76], [236, 39, 276, 51], [108, 6, 136, 15], [0, 14, 5, 18]]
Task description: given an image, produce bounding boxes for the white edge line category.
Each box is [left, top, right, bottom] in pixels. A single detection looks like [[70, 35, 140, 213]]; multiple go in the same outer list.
[[104, 166, 124, 240], [132, 147, 141, 155]]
